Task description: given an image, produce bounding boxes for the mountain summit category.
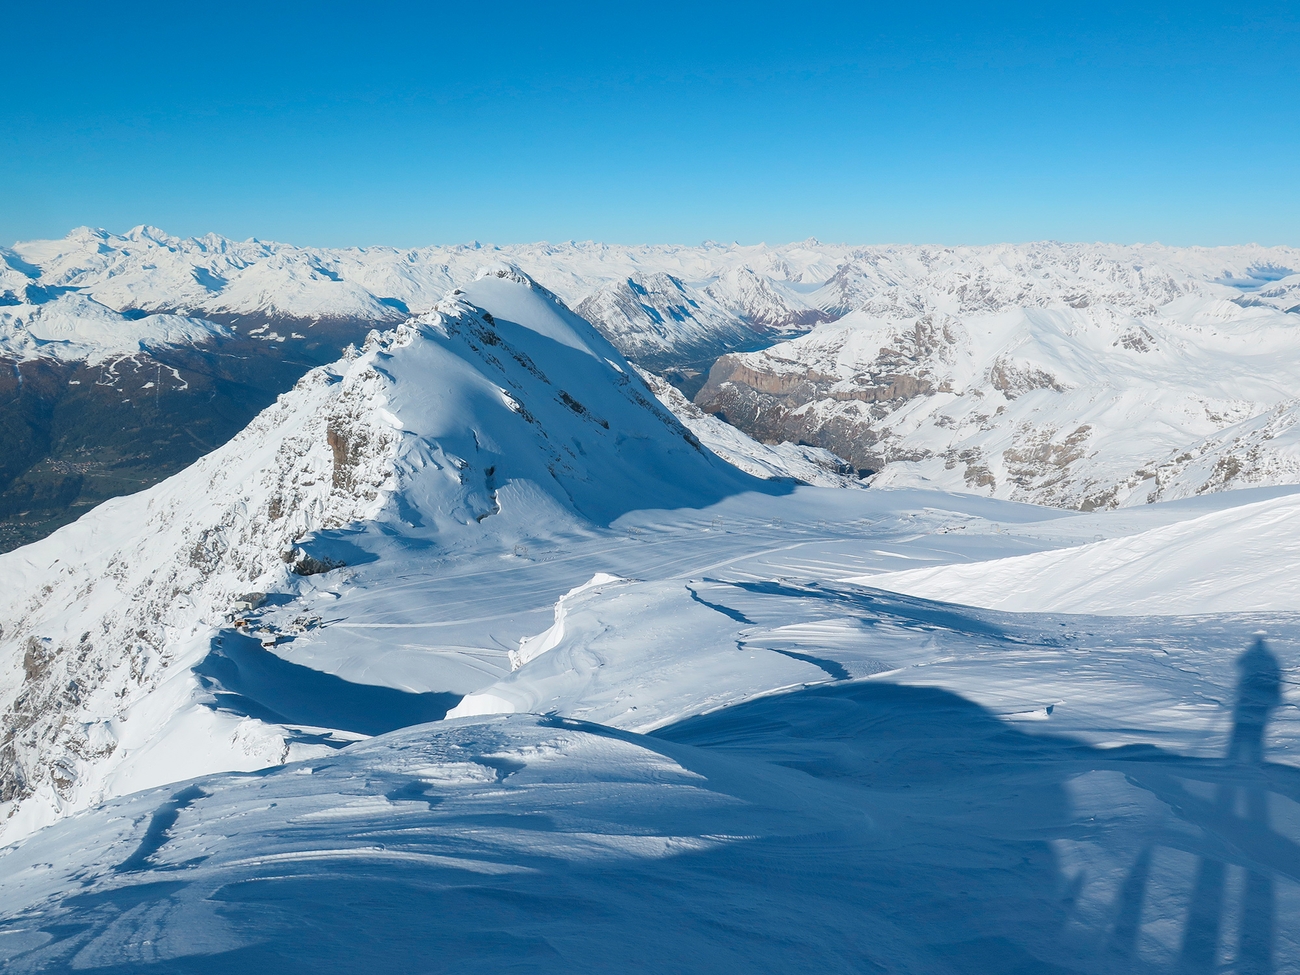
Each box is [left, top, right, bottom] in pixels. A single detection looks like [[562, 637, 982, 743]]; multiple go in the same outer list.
[[0, 267, 763, 837]]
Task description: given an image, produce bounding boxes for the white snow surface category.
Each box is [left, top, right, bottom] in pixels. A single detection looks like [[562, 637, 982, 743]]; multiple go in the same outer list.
[[2, 241, 1300, 972], [2, 227, 843, 364], [867, 488, 1300, 615], [0, 267, 746, 839], [10, 227, 1300, 508], [0, 292, 228, 364]]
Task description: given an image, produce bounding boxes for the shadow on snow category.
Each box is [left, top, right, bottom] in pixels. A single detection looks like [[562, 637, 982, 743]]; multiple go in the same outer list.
[[12, 642, 1300, 975], [194, 632, 461, 737]]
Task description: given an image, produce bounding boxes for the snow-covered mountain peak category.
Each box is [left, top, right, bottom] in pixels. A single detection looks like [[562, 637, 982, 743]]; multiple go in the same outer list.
[[0, 278, 765, 837], [460, 263, 611, 360], [9, 227, 1300, 513], [472, 261, 534, 286]]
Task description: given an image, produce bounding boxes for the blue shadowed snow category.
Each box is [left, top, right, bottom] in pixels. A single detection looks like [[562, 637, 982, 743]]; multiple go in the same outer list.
[[5, 659, 1300, 973], [194, 633, 461, 736], [113, 785, 208, 874]]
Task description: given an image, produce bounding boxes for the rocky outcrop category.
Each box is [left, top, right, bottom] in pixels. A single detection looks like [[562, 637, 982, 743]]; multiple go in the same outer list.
[[0, 336, 402, 829], [694, 317, 957, 473]]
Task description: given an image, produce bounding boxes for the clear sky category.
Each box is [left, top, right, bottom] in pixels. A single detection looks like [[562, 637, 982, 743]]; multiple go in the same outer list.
[[4, 1, 1298, 248]]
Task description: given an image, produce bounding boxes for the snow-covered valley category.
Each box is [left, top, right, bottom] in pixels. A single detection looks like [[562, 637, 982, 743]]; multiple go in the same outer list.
[[0, 244, 1299, 972]]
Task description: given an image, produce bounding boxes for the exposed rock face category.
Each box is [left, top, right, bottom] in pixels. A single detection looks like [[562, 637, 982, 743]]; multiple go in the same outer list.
[[0, 340, 400, 826], [631, 366, 860, 487], [696, 317, 958, 472]]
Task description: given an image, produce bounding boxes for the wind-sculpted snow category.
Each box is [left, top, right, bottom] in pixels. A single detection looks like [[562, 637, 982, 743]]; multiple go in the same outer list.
[[3, 624, 1300, 972], [868, 487, 1300, 615], [7, 236, 1300, 971], [3, 438, 1300, 970]]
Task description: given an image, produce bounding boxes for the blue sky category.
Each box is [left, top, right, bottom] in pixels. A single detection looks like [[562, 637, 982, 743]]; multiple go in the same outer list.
[[4, 1, 1298, 247]]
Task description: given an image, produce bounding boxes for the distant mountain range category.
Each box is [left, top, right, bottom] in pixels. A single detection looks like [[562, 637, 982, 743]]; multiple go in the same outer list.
[[698, 242, 1300, 508], [0, 228, 843, 548], [2, 227, 1299, 548]]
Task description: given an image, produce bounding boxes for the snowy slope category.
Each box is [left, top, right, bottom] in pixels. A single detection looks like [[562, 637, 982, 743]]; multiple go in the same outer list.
[[11, 227, 1300, 513], [1, 282, 1300, 969], [4, 542, 1300, 971], [0, 266, 748, 838], [8, 232, 1300, 971], [867, 488, 1300, 615], [573, 272, 759, 367], [6, 680, 1300, 974], [18, 246, 1294, 841], [0, 292, 228, 363]]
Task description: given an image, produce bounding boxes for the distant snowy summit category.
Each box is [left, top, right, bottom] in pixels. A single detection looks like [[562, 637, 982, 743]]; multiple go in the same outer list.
[[0, 226, 839, 368], [4, 226, 1300, 509]]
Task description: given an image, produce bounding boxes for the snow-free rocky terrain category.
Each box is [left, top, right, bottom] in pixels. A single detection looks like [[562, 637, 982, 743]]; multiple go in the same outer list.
[[1, 254, 1299, 973]]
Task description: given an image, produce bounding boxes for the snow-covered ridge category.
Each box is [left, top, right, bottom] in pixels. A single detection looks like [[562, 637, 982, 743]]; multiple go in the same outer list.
[[11, 226, 1297, 374], [0, 291, 229, 364], [0, 267, 754, 838], [8, 226, 1300, 511], [1, 227, 848, 367]]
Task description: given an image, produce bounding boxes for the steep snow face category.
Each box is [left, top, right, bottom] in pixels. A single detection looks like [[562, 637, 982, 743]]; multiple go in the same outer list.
[[634, 366, 861, 487], [704, 263, 828, 330], [700, 252, 1300, 508], [1137, 398, 1300, 500], [574, 272, 757, 368], [0, 267, 750, 838]]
